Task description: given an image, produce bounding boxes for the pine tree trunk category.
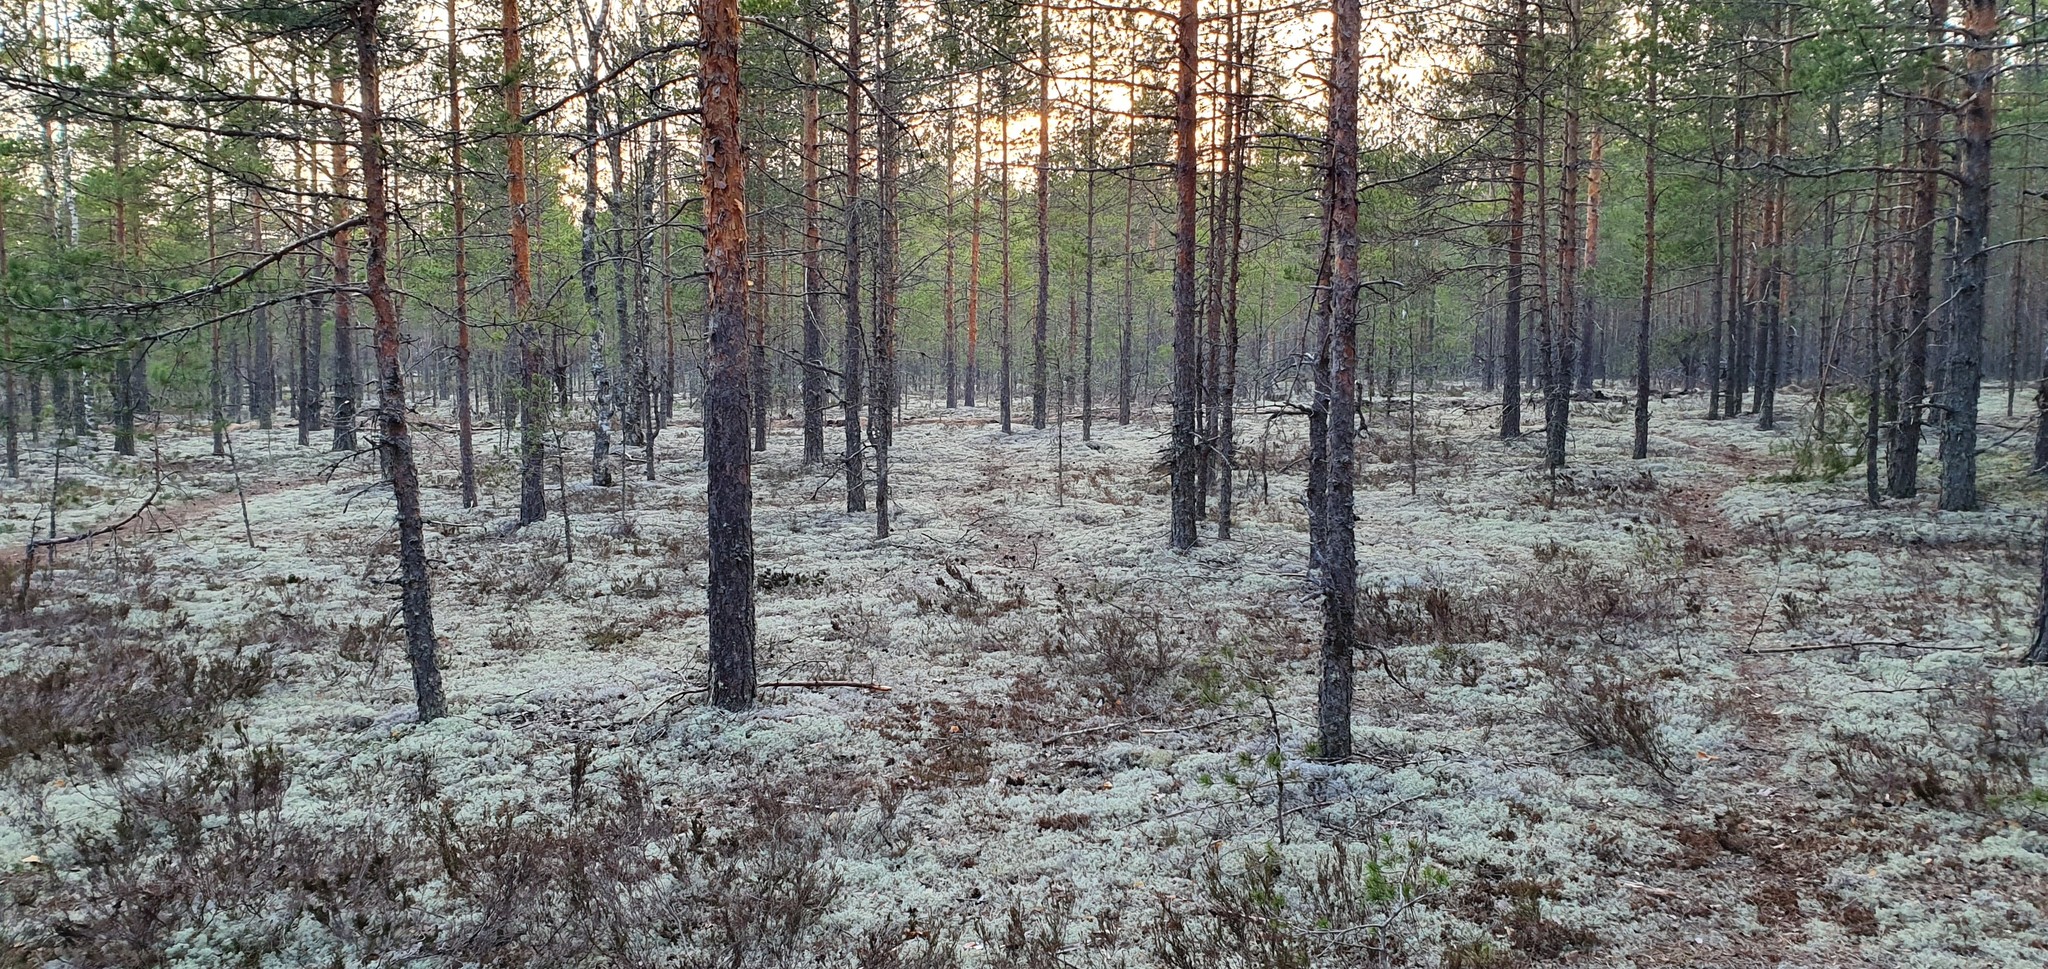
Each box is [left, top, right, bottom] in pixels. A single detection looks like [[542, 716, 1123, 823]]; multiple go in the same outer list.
[[873, 0, 900, 538], [209, 170, 226, 458], [1, 196, 12, 478], [1727, 98, 1749, 418], [1118, 123, 1134, 425], [1000, 75, 1015, 436], [1168, 0, 1200, 551], [1940, 0, 1998, 511], [966, 78, 983, 410], [1709, 203, 1725, 420], [353, 0, 445, 722], [1866, 160, 1889, 506], [752, 230, 770, 453], [1893, 0, 1946, 498], [449, 0, 477, 507], [111, 112, 136, 457], [801, 31, 827, 462], [250, 197, 277, 430], [1633, 3, 1658, 460], [505, 0, 546, 525], [1577, 129, 1603, 395], [1547, 58, 1581, 471], [330, 65, 359, 454], [1502, 6, 1528, 439], [943, 93, 959, 412], [1317, 0, 1362, 762], [843, 0, 868, 510], [700, 0, 756, 711], [1032, 1, 1051, 431], [1081, 14, 1098, 441]]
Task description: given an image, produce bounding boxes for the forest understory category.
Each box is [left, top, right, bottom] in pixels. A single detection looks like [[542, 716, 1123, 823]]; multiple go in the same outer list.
[[2, 390, 2046, 968]]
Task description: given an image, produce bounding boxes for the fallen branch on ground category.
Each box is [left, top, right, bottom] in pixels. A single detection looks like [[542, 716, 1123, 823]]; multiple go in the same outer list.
[[14, 468, 163, 612], [1745, 640, 1986, 655]]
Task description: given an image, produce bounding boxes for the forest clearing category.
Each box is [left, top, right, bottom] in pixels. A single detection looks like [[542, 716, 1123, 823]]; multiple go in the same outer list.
[[2, 390, 2044, 967]]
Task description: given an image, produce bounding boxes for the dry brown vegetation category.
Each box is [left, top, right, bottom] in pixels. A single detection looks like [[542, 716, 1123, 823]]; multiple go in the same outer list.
[[1, 393, 2044, 967]]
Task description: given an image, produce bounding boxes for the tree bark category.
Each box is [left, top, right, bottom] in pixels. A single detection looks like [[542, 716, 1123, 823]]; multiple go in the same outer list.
[[505, 0, 546, 525], [1940, 0, 1998, 511], [1, 194, 12, 478], [1633, 1, 1658, 460], [873, 0, 900, 537], [1317, 0, 1362, 762], [1000, 70, 1015, 436], [966, 75, 984, 410], [330, 63, 359, 455], [1168, 0, 1200, 550], [1709, 202, 1725, 420], [1892, 0, 1946, 499], [448, 0, 477, 507], [1502, 5, 1528, 439], [1032, 1, 1051, 431], [801, 29, 827, 462], [943, 85, 959, 412], [1118, 122, 1134, 425], [1577, 128, 1603, 395], [701, 0, 756, 711], [1216, 11, 1247, 538], [843, 0, 867, 510], [353, 0, 446, 723], [1081, 12, 1098, 441], [1547, 37, 1581, 472]]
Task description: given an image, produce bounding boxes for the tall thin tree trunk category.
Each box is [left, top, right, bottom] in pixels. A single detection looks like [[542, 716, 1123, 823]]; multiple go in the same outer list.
[[943, 87, 959, 412], [249, 194, 276, 430], [966, 76, 983, 409], [1893, 0, 1947, 498], [505, 0, 546, 524], [1940, 0, 1998, 511], [1758, 32, 1792, 431], [752, 217, 769, 453], [1865, 155, 1889, 506], [110, 100, 137, 457], [1547, 39, 1582, 471], [449, 0, 476, 507], [330, 63, 359, 454], [297, 158, 321, 446], [1317, 0, 1362, 763], [1, 193, 12, 479], [1000, 73, 1015, 435], [209, 165, 226, 457], [1217, 12, 1248, 538], [700, 0, 756, 710], [1031, 1, 1051, 430], [579, 3, 606, 447], [1502, 5, 1528, 439], [873, 0, 900, 537], [1081, 12, 1097, 441], [1577, 128, 1603, 394], [353, 0, 445, 722], [1709, 202, 1726, 420], [1727, 97, 1749, 417], [1633, 1, 1659, 460], [1168, 0, 1200, 550], [1118, 123, 1134, 425], [843, 0, 867, 510], [801, 30, 827, 462]]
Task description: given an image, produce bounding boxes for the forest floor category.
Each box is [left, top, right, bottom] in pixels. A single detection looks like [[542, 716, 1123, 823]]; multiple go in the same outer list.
[[2, 387, 2045, 968]]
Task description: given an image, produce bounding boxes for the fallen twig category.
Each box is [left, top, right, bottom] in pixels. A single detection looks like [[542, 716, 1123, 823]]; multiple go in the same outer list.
[[758, 680, 892, 692], [15, 462, 164, 611], [1746, 641, 1985, 655]]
